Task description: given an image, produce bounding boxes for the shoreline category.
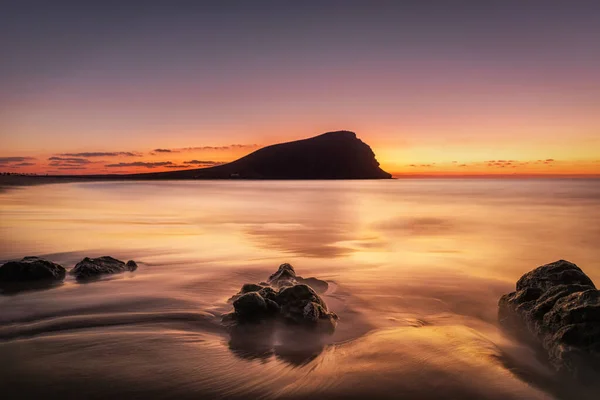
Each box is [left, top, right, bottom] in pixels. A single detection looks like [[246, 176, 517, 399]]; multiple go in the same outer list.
[[1, 174, 599, 192]]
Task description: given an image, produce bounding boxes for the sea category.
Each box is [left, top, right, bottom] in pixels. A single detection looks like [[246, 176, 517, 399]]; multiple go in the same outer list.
[[1, 179, 599, 399]]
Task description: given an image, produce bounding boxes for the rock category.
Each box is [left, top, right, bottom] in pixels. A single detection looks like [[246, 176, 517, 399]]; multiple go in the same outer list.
[[224, 263, 338, 331], [258, 286, 278, 302], [303, 302, 322, 322], [265, 299, 280, 314], [516, 260, 595, 292], [268, 263, 297, 288], [0, 256, 66, 282], [298, 277, 329, 293], [233, 292, 268, 319], [70, 256, 137, 280], [240, 283, 264, 293], [499, 260, 600, 379], [276, 284, 325, 309]]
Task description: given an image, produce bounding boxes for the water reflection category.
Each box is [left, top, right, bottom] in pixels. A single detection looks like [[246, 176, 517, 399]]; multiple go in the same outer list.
[[228, 321, 327, 366]]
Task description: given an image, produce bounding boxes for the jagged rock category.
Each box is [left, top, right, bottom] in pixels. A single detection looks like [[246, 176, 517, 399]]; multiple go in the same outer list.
[[266, 264, 329, 293], [268, 263, 297, 288], [499, 260, 600, 379], [70, 256, 137, 280], [0, 257, 66, 282], [223, 263, 338, 332]]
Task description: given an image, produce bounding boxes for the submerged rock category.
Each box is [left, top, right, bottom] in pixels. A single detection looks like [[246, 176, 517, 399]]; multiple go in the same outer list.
[[297, 277, 329, 293], [499, 260, 600, 379], [224, 263, 338, 332], [0, 256, 66, 282], [70, 256, 137, 280]]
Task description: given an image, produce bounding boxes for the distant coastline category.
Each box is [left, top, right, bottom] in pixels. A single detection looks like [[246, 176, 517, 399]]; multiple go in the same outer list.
[[2, 173, 599, 192]]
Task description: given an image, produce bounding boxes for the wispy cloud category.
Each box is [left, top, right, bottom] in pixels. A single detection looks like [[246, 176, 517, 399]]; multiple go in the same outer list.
[[164, 164, 192, 169], [161, 144, 259, 152], [55, 166, 87, 170], [105, 161, 175, 168], [0, 156, 35, 166], [48, 157, 92, 165], [58, 151, 141, 157], [183, 160, 222, 165]]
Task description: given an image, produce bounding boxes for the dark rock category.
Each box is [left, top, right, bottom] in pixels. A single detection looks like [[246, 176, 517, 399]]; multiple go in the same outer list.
[[240, 283, 264, 294], [499, 260, 600, 379], [258, 286, 278, 302], [265, 299, 280, 314], [0, 257, 66, 282], [268, 263, 297, 288], [224, 264, 338, 331], [70, 256, 137, 280], [233, 292, 268, 320], [276, 284, 325, 309], [298, 277, 329, 293], [516, 260, 595, 292]]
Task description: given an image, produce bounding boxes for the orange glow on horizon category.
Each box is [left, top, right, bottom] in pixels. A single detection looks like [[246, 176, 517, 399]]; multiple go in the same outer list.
[[2, 140, 598, 177]]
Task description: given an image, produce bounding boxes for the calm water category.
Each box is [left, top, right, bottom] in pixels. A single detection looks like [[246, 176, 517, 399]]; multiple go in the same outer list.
[[1, 179, 600, 399]]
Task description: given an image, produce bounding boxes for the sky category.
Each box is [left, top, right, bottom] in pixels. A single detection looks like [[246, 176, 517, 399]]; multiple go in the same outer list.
[[1, 0, 599, 176]]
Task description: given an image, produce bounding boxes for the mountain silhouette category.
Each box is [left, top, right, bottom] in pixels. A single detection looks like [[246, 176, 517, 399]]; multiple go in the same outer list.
[[130, 131, 391, 180]]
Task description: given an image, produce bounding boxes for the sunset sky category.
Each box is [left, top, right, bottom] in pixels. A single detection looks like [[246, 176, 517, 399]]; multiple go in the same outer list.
[[1, 1, 599, 176]]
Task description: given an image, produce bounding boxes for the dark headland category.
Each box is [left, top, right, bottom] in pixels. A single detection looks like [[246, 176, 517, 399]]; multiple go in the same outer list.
[[125, 130, 391, 180], [1, 131, 391, 187]]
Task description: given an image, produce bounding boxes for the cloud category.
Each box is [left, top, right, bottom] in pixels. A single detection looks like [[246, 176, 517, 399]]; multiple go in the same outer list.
[[56, 166, 87, 170], [183, 160, 222, 165], [48, 157, 91, 164], [49, 162, 90, 168], [0, 156, 35, 165], [164, 164, 192, 169], [58, 152, 141, 157], [105, 161, 175, 168], [179, 144, 259, 151], [546, 159, 555, 162], [146, 144, 259, 155], [14, 162, 36, 166]]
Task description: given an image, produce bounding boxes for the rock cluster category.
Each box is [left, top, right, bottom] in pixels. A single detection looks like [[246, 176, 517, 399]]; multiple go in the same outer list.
[[0, 255, 137, 289], [224, 263, 338, 332], [499, 260, 600, 379]]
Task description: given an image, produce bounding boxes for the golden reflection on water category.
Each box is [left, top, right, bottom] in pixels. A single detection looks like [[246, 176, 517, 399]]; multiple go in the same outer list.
[[1, 179, 600, 399]]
